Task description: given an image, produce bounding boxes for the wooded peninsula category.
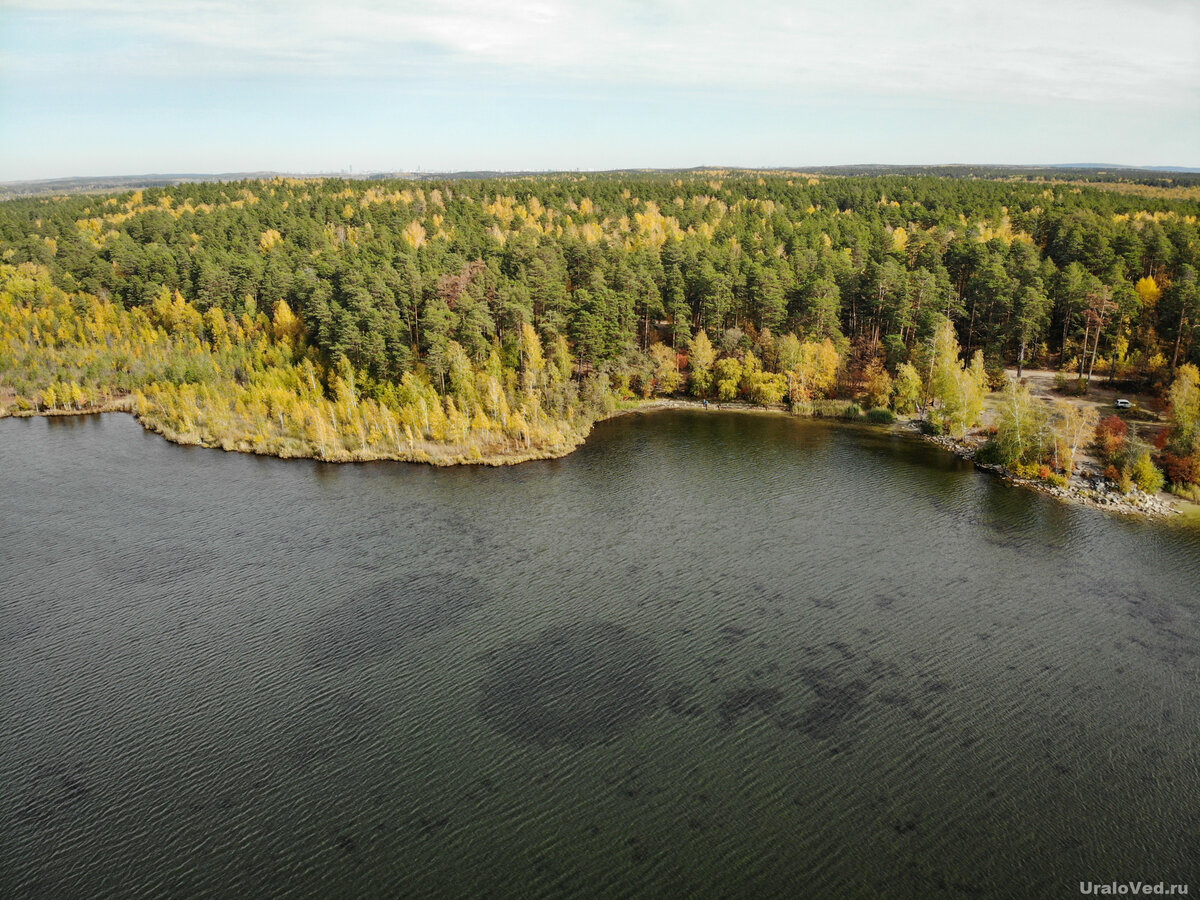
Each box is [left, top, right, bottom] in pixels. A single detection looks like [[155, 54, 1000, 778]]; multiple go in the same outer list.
[[1, 170, 1198, 505]]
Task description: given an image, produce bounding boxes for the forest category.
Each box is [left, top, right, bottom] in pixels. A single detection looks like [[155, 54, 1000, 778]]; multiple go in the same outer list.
[[1, 171, 1197, 489]]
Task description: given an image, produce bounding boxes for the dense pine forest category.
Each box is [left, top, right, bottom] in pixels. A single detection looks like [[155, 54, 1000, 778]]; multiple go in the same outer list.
[[1, 172, 1198, 486]]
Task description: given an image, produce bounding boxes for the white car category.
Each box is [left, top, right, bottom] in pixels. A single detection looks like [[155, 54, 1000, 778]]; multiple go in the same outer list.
[[1114, 399, 1132, 409]]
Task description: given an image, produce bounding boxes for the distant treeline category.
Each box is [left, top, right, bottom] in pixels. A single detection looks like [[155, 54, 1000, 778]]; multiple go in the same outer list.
[[5, 165, 1199, 200], [3, 171, 1197, 376], [797, 165, 1200, 188]]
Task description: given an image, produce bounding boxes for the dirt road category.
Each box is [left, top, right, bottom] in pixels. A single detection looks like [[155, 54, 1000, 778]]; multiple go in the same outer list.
[[1004, 368, 1165, 434]]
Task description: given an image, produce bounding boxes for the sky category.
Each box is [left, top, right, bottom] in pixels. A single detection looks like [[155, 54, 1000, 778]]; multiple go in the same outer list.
[[1, 0, 1198, 180]]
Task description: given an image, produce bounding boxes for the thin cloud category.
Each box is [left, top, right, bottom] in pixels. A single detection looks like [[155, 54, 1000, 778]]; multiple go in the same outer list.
[[5, 0, 1198, 105]]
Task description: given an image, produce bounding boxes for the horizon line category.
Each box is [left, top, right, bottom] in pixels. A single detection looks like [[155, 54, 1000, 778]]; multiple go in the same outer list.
[[6, 161, 1200, 188]]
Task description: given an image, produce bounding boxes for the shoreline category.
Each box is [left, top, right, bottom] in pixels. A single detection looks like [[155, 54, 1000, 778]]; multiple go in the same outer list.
[[619, 401, 1187, 520], [2, 396, 594, 467], [917, 427, 1188, 520], [5, 397, 1196, 522]]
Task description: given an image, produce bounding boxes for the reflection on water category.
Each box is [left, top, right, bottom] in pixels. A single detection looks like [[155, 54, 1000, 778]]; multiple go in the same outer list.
[[2, 411, 1198, 898]]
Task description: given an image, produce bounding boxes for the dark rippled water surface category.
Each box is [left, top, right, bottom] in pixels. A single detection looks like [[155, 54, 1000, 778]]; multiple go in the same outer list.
[[3, 411, 1199, 897]]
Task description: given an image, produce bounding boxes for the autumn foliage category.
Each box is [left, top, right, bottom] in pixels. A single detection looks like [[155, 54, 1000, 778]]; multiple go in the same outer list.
[[1095, 415, 1128, 462]]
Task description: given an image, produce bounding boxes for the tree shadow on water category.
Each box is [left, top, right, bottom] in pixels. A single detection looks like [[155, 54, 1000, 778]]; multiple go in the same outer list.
[[477, 622, 659, 747], [302, 573, 486, 669]]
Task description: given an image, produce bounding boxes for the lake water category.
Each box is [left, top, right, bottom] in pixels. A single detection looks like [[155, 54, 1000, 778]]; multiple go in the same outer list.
[[2, 411, 1198, 897]]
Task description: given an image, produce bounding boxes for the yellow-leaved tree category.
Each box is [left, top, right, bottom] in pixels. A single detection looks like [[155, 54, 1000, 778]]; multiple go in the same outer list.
[[271, 300, 302, 345], [1135, 276, 1162, 309], [650, 342, 681, 395], [925, 320, 987, 437], [688, 330, 716, 397]]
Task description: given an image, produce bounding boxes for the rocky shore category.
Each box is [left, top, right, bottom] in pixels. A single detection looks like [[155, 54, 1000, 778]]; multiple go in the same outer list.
[[919, 428, 1182, 519]]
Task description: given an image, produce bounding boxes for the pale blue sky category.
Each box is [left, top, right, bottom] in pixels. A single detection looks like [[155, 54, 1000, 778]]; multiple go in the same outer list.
[[2, 0, 1198, 180]]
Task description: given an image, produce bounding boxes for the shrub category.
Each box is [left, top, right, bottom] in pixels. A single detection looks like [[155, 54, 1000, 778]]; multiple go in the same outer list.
[[841, 403, 863, 420], [985, 362, 1008, 391], [864, 407, 895, 424], [1013, 462, 1043, 480], [1169, 482, 1200, 503], [1162, 451, 1200, 487], [746, 371, 788, 406], [1044, 472, 1070, 489], [920, 418, 945, 435], [1095, 415, 1128, 463], [1130, 453, 1164, 493], [1116, 470, 1134, 494], [974, 440, 1003, 465]]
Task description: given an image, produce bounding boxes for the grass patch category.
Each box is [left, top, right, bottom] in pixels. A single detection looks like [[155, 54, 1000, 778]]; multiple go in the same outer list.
[[864, 408, 896, 424]]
